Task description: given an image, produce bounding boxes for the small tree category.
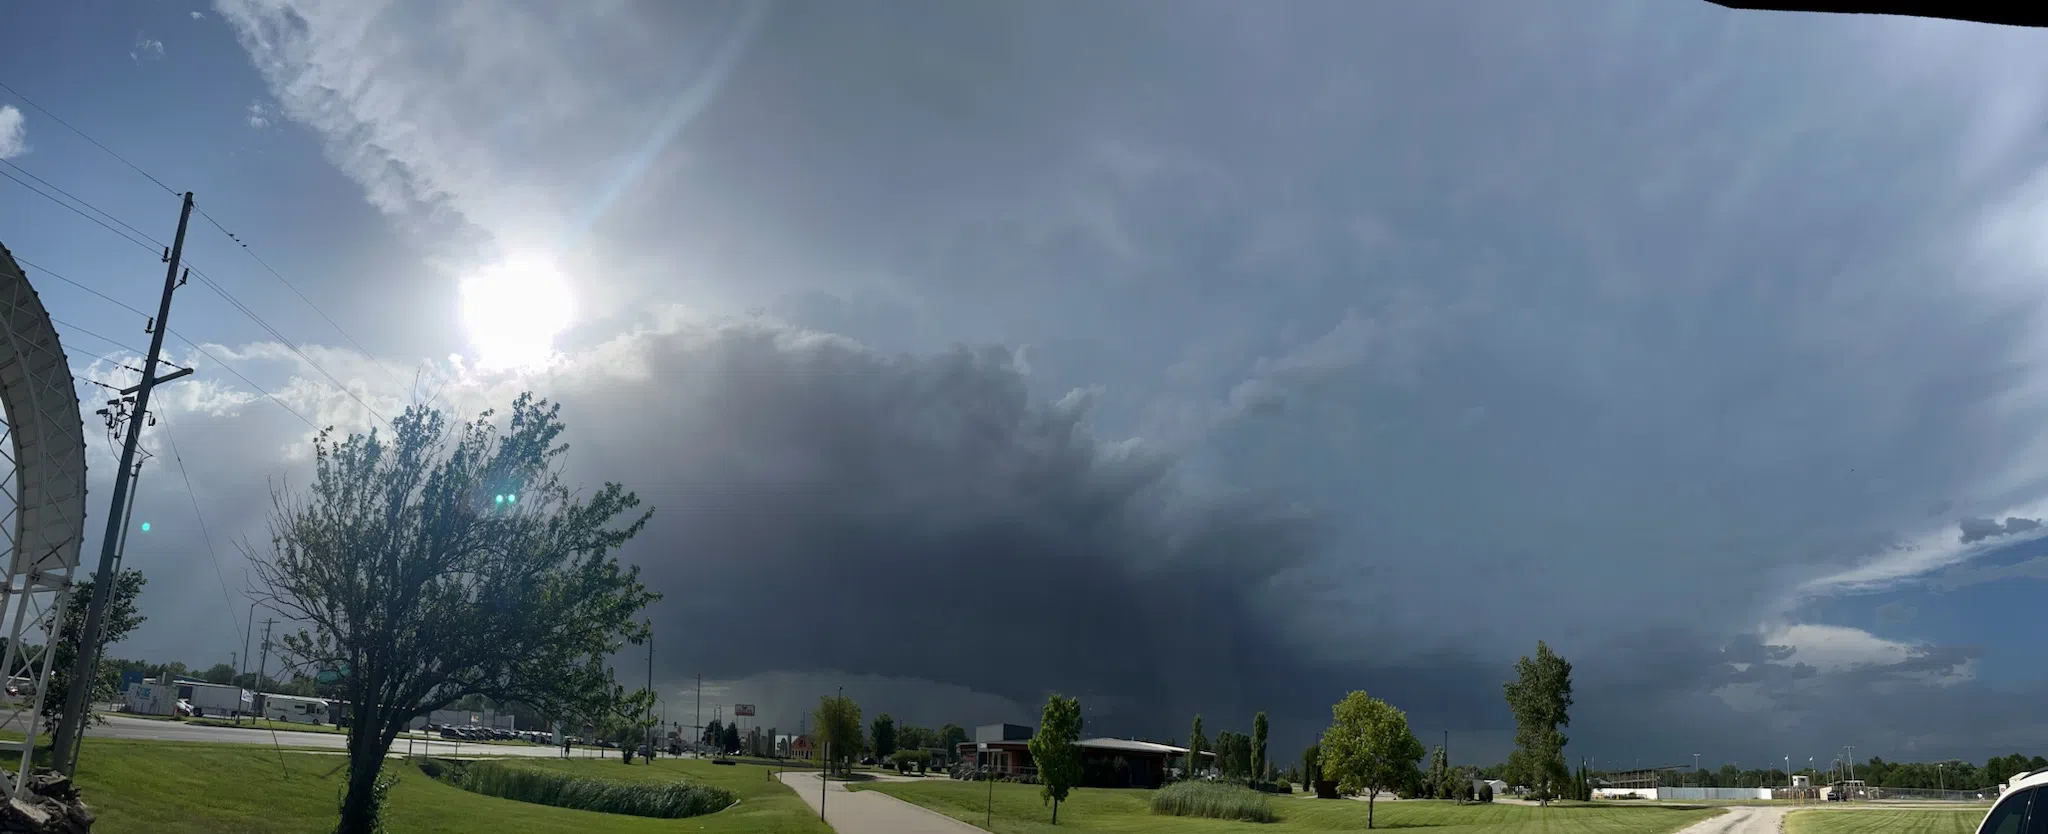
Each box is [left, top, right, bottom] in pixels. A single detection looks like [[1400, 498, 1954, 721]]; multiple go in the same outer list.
[[872, 714, 898, 759], [1188, 715, 1207, 777], [44, 569, 146, 728], [1252, 711, 1269, 785], [937, 724, 968, 758], [250, 395, 659, 833], [1503, 641, 1573, 806], [813, 695, 862, 775], [1319, 690, 1425, 829], [1304, 743, 1322, 791], [201, 663, 237, 684], [1425, 744, 1448, 799], [1029, 694, 1084, 823]]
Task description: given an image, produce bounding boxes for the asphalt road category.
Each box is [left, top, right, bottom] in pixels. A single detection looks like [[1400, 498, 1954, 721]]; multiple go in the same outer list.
[[74, 715, 612, 759]]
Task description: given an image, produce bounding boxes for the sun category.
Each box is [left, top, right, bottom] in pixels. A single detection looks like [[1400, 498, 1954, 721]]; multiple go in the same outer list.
[[458, 252, 576, 372]]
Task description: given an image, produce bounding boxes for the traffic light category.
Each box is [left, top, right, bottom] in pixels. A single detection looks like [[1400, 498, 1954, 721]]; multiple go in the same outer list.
[[493, 493, 517, 507], [139, 522, 150, 532]]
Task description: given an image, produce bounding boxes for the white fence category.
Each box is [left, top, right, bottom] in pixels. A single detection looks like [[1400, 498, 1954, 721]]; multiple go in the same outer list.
[[1658, 787, 1774, 801]]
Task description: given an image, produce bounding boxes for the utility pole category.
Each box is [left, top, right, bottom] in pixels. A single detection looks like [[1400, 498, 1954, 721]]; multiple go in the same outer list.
[[51, 192, 197, 774], [644, 621, 654, 756], [237, 602, 256, 725], [694, 673, 701, 757], [254, 618, 277, 717]]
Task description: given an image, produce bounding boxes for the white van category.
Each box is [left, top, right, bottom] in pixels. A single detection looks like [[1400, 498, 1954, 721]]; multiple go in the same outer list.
[[263, 694, 330, 725], [1977, 769, 2048, 834]]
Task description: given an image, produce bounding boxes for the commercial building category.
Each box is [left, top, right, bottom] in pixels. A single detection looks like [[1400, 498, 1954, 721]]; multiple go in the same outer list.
[[955, 723, 1215, 789]]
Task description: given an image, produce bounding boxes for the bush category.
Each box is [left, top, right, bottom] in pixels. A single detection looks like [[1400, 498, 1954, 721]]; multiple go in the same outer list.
[[1478, 782, 1494, 803], [1150, 781, 1276, 823], [1249, 780, 1292, 795], [424, 760, 737, 819]]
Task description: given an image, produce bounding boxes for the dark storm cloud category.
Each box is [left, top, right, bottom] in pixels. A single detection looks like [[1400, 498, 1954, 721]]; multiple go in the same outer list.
[[540, 320, 1333, 722], [1959, 516, 2040, 544]]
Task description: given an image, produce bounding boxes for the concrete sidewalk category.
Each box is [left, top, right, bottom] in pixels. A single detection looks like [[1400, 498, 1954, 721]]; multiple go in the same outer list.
[[776, 770, 985, 834]]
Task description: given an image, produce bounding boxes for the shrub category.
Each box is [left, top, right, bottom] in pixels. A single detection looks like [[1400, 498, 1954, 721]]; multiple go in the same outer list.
[[425, 760, 736, 819], [1149, 781, 1277, 823], [1249, 780, 1292, 795], [1478, 782, 1494, 803]]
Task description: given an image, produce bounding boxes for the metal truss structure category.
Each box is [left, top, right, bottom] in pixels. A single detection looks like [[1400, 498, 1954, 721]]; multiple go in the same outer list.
[[0, 244, 89, 799]]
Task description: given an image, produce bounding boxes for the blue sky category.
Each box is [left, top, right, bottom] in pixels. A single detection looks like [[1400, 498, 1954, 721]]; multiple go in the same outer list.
[[8, 0, 2048, 772]]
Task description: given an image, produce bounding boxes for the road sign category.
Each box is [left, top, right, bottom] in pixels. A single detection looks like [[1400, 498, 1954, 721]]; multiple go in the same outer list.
[[734, 704, 755, 717]]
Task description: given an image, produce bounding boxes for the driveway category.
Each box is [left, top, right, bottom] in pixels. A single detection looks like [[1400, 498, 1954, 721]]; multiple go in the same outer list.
[[776, 770, 983, 834], [1671, 806, 1788, 834]]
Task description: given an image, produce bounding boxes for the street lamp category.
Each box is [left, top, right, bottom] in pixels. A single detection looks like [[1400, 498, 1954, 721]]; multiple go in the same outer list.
[[1694, 754, 1701, 790]]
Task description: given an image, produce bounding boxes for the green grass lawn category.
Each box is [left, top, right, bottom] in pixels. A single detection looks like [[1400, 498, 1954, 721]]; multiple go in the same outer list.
[[856, 780, 1724, 833], [1784, 808, 1985, 834], [70, 738, 830, 833]]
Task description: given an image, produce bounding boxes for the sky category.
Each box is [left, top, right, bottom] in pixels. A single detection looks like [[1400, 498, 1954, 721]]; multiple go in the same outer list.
[[6, 0, 2048, 776]]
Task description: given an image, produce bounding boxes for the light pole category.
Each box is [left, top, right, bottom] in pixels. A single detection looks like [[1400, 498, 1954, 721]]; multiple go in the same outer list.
[[1694, 753, 1701, 791]]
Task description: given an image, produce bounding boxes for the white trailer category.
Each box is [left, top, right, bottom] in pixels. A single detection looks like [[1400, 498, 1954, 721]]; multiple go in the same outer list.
[[175, 681, 253, 718], [264, 694, 330, 725]]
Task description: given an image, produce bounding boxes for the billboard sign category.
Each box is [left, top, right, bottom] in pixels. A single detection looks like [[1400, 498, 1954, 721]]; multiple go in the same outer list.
[[734, 704, 756, 717]]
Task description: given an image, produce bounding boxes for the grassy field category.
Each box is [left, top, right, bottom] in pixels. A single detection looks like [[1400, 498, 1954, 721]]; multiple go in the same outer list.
[[1784, 808, 1985, 834], [69, 738, 830, 833], [856, 779, 1724, 833]]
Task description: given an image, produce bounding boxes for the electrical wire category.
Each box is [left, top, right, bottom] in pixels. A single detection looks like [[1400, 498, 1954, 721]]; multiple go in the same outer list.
[[195, 207, 407, 391], [170, 336, 319, 431], [0, 83, 404, 414], [0, 167, 160, 254], [0, 158, 166, 249], [155, 414, 249, 646], [13, 248, 331, 432], [0, 163, 389, 427], [182, 266, 387, 426], [0, 79, 180, 196]]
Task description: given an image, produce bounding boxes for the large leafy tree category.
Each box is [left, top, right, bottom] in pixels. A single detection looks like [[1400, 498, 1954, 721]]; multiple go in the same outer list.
[[1503, 640, 1573, 805], [1252, 711, 1270, 784], [1319, 690, 1426, 829], [1028, 693, 1084, 824], [251, 394, 659, 833], [871, 714, 897, 759], [937, 724, 969, 759], [813, 695, 863, 775], [43, 569, 146, 728]]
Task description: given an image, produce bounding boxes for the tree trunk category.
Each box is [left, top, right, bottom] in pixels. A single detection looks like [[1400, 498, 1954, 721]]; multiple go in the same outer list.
[[1367, 790, 1376, 828], [1052, 797, 1060, 824], [336, 711, 398, 834]]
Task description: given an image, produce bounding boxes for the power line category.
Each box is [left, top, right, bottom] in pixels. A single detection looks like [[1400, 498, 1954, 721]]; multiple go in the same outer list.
[[10, 241, 361, 430], [0, 158, 166, 249], [182, 265, 388, 426], [157, 414, 249, 647], [169, 336, 318, 431], [0, 78, 180, 196], [0, 83, 404, 411], [0, 166, 160, 254], [195, 207, 406, 391]]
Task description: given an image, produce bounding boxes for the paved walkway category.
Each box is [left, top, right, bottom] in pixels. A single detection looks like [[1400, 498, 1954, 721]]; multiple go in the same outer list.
[[776, 771, 985, 834], [1670, 806, 1789, 834]]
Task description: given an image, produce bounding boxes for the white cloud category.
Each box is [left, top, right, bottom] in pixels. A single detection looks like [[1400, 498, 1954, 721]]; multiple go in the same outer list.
[[0, 106, 26, 159], [1762, 624, 1915, 672], [191, 10, 205, 19], [131, 33, 165, 62], [245, 100, 271, 129], [212, 0, 766, 253]]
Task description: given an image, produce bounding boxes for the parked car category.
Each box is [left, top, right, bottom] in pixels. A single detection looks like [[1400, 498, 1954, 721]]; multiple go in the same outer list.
[[1976, 768, 2048, 833]]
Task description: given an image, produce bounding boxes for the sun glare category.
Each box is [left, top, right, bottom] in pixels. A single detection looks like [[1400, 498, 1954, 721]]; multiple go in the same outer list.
[[459, 252, 576, 372]]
